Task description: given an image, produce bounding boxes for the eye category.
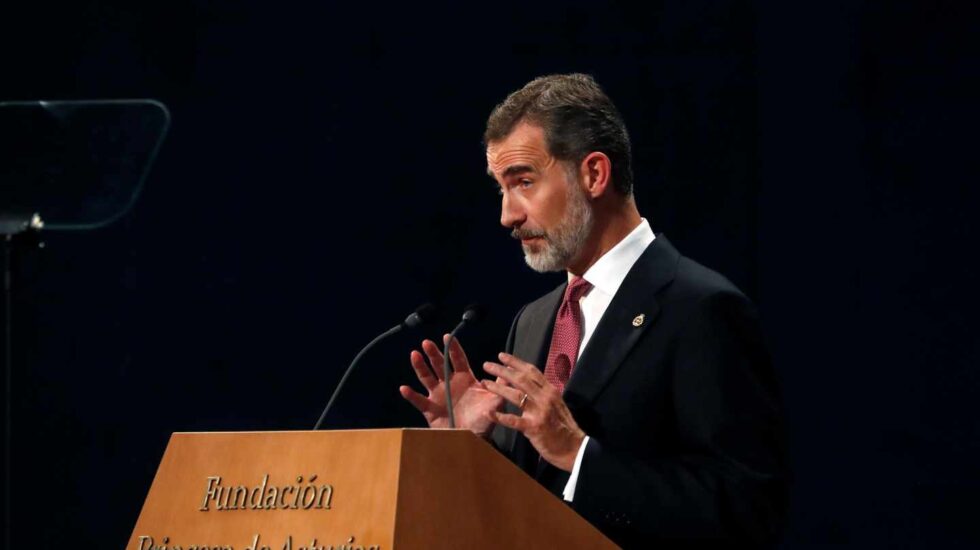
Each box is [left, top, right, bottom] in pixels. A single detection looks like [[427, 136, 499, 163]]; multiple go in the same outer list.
[[519, 178, 533, 188]]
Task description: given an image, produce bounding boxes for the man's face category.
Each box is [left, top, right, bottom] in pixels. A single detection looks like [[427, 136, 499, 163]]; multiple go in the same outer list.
[[486, 122, 594, 272]]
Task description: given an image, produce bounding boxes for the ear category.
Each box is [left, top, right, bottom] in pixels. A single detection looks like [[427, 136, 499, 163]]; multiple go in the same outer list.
[[578, 152, 613, 199]]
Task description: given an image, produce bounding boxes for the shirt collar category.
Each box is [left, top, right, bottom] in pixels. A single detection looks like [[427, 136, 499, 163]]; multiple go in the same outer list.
[[570, 218, 656, 297]]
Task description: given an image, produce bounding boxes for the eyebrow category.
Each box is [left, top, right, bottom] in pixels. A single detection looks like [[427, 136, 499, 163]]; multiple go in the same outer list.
[[486, 164, 536, 178]]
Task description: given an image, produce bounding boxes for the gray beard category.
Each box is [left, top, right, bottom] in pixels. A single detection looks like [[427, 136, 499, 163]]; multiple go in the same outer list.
[[522, 184, 594, 273]]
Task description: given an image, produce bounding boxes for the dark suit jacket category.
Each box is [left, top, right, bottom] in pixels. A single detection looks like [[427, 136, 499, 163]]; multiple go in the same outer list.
[[494, 235, 789, 549]]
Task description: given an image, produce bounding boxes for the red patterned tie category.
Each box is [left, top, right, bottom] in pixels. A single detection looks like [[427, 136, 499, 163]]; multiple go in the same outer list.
[[543, 276, 593, 393]]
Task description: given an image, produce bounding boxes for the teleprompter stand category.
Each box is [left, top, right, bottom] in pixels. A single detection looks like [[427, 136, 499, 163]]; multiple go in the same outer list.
[[0, 100, 170, 548]]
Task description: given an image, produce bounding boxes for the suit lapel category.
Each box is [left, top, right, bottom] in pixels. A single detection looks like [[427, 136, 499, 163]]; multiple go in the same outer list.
[[563, 235, 681, 409], [513, 283, 565, 371]]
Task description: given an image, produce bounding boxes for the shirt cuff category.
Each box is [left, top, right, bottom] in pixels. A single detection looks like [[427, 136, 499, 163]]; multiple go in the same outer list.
[[562, 435, 590, 502]]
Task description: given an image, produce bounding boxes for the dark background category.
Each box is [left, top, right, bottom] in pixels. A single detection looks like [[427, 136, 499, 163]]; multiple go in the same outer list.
[[1, 0, 977, 547]]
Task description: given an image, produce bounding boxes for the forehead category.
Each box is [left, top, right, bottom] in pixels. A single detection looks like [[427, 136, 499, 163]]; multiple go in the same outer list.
[[486, 122, 552, 176]]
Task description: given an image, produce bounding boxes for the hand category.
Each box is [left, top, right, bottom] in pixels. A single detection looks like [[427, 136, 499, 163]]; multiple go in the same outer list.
[[399, 334, 505, 437], [481, 352, 586, 472]]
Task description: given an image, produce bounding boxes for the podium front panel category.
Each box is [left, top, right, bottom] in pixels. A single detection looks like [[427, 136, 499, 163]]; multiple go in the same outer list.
[[128, 430, 402, 550]]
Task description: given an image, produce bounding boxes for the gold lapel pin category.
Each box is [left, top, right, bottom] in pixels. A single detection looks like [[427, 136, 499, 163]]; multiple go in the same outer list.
[[632, 313, 645, 327]]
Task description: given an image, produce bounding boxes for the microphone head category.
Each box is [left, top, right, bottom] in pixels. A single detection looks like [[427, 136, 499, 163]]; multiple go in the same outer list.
[[404, 303, 437, 328], [461, 303, 486, 324]]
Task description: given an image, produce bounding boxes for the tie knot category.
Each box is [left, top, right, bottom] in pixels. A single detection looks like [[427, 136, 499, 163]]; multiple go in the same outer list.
[[565, 276, 593, 303]]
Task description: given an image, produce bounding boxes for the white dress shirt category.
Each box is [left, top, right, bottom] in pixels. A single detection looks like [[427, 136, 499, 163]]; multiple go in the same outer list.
[[562, 218, 656, 501]]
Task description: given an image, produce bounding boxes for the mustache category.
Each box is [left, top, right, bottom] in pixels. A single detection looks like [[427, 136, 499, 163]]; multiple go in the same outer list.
[[511, 228, 547, 240]]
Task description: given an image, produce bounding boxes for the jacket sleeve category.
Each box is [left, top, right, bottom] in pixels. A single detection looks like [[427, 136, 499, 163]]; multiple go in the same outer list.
[[569, 291, 790, 547]]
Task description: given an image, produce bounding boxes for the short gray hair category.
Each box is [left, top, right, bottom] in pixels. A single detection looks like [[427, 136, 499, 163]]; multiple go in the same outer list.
[[484, 73, 634, 195]]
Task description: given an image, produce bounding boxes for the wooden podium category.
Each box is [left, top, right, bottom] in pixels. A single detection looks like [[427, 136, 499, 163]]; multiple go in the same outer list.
[[129, 429, 617, 549]]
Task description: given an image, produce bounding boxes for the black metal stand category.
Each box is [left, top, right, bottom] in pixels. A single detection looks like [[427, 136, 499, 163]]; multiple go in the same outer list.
[[3, 233, 10, 550], [1, 213, 43, 550]]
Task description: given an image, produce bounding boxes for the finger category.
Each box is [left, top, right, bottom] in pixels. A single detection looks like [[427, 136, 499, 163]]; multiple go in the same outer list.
[[497, 353, 548, 389], [481, 379, 526, 408], [409, 350, 439, 391], [484, 371, 514, 388], [420, 339, 445, 381], [483, 361, 534, 394], [444, 334, 472, 374], [489, 409, 527, 432], [498, 352, 536, 372], [399, 385, 439, 415]]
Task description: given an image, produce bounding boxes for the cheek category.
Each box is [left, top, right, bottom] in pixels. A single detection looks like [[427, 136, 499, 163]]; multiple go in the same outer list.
[[535, 188, 568, 226]]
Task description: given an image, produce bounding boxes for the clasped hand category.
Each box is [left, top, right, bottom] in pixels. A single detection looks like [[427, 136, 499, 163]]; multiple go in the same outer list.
[[400, 336, 585, 472]]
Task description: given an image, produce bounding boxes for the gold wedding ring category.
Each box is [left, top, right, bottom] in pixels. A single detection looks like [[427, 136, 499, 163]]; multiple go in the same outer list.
[[519, 393, 529, 410]]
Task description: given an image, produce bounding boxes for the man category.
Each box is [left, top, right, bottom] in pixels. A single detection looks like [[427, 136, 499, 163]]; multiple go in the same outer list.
[[399, 74, 788, 548]]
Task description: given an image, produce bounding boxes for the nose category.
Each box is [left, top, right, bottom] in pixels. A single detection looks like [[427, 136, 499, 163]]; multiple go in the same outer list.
[[500, 191, 525, 229]]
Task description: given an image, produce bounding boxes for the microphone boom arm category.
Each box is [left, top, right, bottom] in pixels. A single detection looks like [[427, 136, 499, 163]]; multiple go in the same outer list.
[[313, 324, 402, 430], [442, 322, 467, 429]]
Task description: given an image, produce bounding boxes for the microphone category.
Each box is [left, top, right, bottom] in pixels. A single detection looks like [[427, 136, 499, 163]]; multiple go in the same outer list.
[[442, 304, 485, 429], [313, 303, 435, 430]]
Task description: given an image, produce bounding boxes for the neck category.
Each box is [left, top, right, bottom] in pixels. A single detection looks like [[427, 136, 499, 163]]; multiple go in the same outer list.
[[566, 198, 642, 276]]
